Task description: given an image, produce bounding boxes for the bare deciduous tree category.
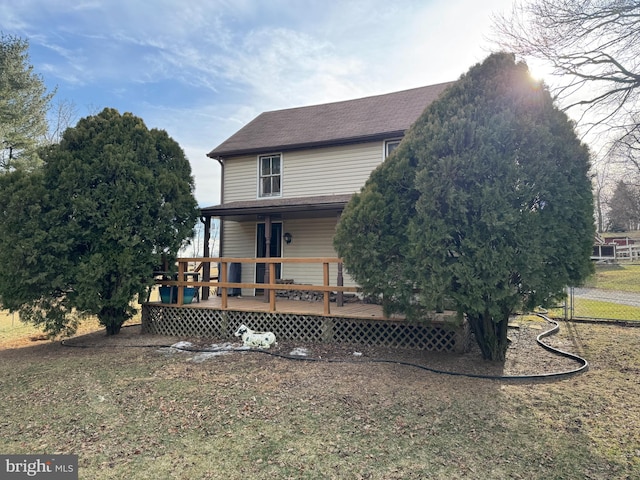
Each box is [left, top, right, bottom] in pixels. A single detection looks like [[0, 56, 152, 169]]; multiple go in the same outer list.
[[44, 99, 78, 145], [494, 1, 640, 165], [593, 156, 613, 232], [608, 179, 640, 230]]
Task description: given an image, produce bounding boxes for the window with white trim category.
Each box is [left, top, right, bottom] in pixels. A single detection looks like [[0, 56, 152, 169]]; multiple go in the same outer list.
[[385, 139, 401, 158], [258, 154, 281, 197]]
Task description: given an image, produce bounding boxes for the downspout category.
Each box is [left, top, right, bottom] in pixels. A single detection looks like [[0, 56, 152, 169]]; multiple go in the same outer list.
[[336, 211, 343, 307], [203, 154, 224, 301], [201, 215, 211, 300], [214, 156, 224, 258]]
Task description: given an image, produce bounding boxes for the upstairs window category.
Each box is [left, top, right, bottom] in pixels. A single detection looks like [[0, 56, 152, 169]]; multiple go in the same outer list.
[[259, 154, 281, 197], [385, 139, 401, 158]]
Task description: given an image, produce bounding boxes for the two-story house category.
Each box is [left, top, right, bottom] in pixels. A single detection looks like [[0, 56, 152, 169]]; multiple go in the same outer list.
[[201, 82, 452, 296]]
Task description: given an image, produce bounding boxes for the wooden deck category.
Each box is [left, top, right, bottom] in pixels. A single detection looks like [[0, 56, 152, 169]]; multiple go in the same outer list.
[[144, 257, 468, 352], [142, 292, 467, 352], [146, 294, 405, 322]]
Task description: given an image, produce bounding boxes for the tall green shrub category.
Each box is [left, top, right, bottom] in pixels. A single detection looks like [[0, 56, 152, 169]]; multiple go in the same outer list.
[[0, 108, 199, 336], [335, 53, 595, 360]]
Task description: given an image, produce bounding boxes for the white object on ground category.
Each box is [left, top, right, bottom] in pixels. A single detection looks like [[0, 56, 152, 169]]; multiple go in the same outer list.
[[234, 324, 276, 349], [289, 347, 310, 357]]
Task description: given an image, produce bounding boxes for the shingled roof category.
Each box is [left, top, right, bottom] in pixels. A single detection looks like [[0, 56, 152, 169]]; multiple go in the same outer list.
[[200, 194, 353, 220], [207, 82, 453, 158]]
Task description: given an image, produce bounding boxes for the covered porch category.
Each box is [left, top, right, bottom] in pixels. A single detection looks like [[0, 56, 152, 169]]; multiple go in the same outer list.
[[198, 194, 353, 299], [141, 256, 469, 353]]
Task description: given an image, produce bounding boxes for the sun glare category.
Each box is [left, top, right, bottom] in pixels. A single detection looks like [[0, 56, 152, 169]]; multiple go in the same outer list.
[[526, 60, 554, 86]]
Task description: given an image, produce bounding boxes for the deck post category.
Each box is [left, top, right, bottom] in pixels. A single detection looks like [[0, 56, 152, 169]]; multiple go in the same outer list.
[[269, 260, 276, 312], [337, 261, 344, 307], [263, 216, 271, 302], [177, 260, 186, 305], [202, 216, 211, 300], [221, 260, 228, 309], [323, 262, 330, 315], [322, 318, 335, 342]]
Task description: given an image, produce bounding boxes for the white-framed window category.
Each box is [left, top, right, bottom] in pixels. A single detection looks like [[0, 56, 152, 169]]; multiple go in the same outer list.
[[385, 139, 401, 158], [258, 153, 282, 197]]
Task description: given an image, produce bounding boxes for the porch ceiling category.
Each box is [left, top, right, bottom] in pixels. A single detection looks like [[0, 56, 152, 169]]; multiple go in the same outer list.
[[200, 193, 352, 221]]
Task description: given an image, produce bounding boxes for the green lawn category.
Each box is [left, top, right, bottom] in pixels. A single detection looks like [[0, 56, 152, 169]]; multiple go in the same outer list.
[[570, 298, 640, 321], [584, 264, 640, 293], [562, 263, 640, 321]]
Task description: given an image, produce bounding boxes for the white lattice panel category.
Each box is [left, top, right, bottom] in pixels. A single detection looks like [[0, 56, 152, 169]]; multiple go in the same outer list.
[[142, 305, 469, 352]]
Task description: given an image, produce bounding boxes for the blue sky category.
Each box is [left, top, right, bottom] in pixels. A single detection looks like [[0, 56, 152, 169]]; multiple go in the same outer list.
[[1, 0, 517, 207]]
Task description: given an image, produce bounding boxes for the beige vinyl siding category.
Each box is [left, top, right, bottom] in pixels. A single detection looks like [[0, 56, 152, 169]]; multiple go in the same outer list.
[[222, 142, 384, 202], [283, 142, 382, 197], [280, 217, 357, 288], [222, 217, 357, 297], [221, 220, 256, 296], [223, 155, 258, 202]]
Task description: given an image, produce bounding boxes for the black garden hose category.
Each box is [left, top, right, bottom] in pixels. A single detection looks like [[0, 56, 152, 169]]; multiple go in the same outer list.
[[61, 313, 588, 382]]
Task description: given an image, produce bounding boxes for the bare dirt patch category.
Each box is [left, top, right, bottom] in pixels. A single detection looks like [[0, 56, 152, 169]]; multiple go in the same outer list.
[[55, 315, 583, 379]]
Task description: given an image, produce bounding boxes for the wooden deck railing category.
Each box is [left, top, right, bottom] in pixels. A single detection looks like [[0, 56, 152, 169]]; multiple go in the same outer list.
[[154, 257, 359, 315]]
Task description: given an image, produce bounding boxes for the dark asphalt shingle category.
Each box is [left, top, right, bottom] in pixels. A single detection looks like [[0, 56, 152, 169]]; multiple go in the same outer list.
[[207, 82, 453, 158]]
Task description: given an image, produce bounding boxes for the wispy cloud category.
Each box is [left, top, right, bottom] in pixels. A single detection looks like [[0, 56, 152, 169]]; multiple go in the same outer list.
[[1, 0, 517, 206]]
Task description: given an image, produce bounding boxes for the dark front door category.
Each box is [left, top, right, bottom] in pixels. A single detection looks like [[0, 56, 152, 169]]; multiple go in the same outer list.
[[256, 222, 282, 294]]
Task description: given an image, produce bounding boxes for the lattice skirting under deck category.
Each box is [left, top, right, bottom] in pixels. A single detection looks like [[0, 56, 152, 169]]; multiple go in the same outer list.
[[141, 305, 470, 353]]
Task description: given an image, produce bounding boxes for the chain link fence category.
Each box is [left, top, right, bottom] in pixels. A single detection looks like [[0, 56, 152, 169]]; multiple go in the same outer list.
[[563, 286, 640, 321]]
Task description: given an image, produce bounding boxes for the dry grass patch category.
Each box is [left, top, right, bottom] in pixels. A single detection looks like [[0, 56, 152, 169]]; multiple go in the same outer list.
[[0, 322, 638, 479], [584, 264, 640, 293], [0, 310, 103, 348]]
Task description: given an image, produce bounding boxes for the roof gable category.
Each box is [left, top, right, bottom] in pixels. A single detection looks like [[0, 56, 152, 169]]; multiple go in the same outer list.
[[208, 82, 453, 158]]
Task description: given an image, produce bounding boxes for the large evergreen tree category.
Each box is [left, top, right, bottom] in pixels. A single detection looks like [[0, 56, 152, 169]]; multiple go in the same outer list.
[[334, 53, 595, 361], [0, 33, 53, 172], [0, 108, 199, 336]]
